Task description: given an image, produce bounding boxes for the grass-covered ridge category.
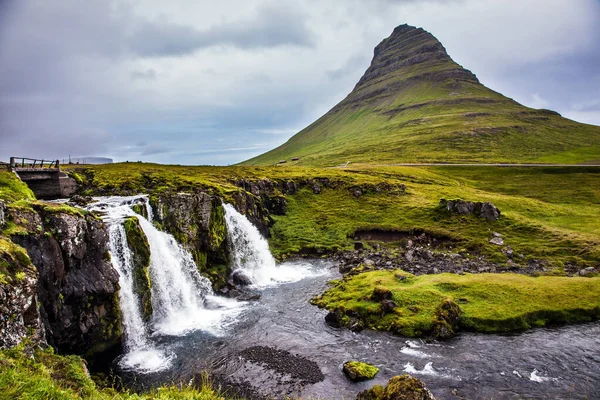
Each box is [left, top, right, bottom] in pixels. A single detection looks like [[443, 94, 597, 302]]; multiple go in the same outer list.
[[64, 163, 600, 269], [243, 25, 600, 167], [0, 344, 229, 400], [313, 270, 600, 337]]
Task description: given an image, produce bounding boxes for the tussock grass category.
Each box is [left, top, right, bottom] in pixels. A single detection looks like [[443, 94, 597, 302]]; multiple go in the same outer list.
[[0, 345, 229, 400]]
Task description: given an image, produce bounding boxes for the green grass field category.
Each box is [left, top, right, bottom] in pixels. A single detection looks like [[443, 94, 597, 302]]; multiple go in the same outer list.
[[313, 270, 600, 337], [58, 163, 600, 269]]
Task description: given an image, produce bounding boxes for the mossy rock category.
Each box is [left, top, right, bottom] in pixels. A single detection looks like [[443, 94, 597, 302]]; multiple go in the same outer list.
[[123, 216, 152, 321], [357, 374, 436, 400], [131, 203, 148, 219], [343, 361, 379, 381], [371, 286, 393, 301]]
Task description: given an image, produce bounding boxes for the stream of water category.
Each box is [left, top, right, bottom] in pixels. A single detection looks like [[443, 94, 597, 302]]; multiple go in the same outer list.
[[91, 196, 599, 399]]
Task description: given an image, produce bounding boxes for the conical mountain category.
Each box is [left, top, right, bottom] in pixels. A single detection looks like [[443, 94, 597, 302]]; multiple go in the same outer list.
[[244, 24, 600, 166]]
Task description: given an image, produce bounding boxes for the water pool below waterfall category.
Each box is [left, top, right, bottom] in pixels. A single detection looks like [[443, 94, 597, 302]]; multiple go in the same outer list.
[[118, 261, 600, 400]]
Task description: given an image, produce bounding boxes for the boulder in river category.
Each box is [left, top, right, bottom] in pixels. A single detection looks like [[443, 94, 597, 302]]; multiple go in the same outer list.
[[343, 361, 379, 381], [231, 270, 252, 286], [357, 374, 436, 400]]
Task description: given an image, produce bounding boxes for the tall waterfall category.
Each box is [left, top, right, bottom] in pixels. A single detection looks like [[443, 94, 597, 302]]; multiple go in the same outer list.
[[91, 196, 243, 372], [223, 203, 320, 287]]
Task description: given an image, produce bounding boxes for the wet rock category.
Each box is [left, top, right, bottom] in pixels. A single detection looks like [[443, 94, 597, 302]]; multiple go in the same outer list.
[[357, 374, 436, 400], [68, 195, 93, 207], [343, 361, 379, 381], [325, 309, 344, 328], [381, 300, 397, 314], [231, 270, 253, 286], [371, 286, 393, 301], [347, 318, 365, 332], [354, 241, 364, 251], [432, 299, 461, 339], [405, 249, 415, 262]]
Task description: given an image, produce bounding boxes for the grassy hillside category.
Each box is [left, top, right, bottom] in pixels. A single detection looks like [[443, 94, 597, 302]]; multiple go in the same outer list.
[[243, 25, 600, 166], [65, 163, 600, 269]]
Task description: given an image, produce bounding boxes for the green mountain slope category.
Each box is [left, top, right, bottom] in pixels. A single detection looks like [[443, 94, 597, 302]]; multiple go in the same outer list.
[[244, 24, 600, 166]]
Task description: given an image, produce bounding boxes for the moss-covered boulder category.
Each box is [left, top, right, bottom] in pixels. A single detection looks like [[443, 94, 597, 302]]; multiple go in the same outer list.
[[357, 374, 436, 400], [432, 298, 461, 339], [123, 216, 152, 321], [343, 361, 379, 381], [130, 203, 148, 219]]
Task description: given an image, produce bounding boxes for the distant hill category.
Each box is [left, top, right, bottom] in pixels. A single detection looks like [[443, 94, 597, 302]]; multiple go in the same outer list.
[[244, 24, 600, 166], [66, 157, 113, 165]]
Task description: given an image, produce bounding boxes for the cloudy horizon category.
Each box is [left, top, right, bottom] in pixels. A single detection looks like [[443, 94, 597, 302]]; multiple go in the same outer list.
[[1, 0, 599, 165]]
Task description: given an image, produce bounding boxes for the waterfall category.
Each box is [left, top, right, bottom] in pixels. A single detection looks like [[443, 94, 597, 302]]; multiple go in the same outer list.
[[223, 203, 319, 287], [90, 196, 243, 372], [100, 196, 173, 373]]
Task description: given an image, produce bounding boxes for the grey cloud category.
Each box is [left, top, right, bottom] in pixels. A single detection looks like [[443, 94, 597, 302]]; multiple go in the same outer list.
[[127, 3, 315, 57], [326, 54, 371, 80], [131, 69, 158, 81]]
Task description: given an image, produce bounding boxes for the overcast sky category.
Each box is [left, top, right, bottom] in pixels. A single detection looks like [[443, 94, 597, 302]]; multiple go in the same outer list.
[[1, 0, 599, 165]]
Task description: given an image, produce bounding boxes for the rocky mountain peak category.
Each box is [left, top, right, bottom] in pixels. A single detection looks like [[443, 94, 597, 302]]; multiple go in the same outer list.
[[351, 24, 478, 99]]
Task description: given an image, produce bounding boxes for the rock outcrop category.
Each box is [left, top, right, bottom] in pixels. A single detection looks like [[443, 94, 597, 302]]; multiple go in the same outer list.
[[440, 199, 501, 221], [0, 238, 44, 349], [151, 191, 231, 289], [8, 206, 122, 358], [343, 361, 379, 381], [357, 374, 436, 400], [124, 216, 152, 321]]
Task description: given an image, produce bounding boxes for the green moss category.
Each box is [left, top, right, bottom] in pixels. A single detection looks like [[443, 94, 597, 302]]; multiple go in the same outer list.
[[343, 361, 379, 381], [123, 216, 153, 321], [313, 270, 600, 337], [358, 374, 434, 400], [131, 203, 148, 219], [0, 170, 35, 203]]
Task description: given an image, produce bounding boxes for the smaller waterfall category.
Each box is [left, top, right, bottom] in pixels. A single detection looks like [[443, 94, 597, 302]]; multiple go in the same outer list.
[[223, 203, 323, 287]]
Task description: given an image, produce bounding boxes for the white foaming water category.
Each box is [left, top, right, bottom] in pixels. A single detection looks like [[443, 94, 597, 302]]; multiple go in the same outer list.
[[223, 203, 324, 288], [400, 340, 437, 358], [99, 196, 173, 373], [529, 369, 558, 383], [403, 361, 439, 376], [90, 196, 245, 371]]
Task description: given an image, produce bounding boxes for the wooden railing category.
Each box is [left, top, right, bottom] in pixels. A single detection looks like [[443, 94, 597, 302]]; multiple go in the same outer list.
[[10, 157, 60, 170]]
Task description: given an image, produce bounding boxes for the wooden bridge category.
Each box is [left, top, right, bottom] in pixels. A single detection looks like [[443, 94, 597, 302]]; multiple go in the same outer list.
[[8, 157, 77, 199]]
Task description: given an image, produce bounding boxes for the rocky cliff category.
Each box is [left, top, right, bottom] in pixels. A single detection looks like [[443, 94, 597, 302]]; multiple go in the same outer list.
[[5, 204, 122, 358]]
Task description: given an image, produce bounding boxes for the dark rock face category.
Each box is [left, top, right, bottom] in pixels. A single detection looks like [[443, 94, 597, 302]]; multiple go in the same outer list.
[[357, 374, 436, 400], [440, 199, 501, 221], [124, 216, 152, 321], [151, 191, 230, 288], [11, 210, 122, 358], [0, 245, 44, 349], [348, 24, 478, 109]]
